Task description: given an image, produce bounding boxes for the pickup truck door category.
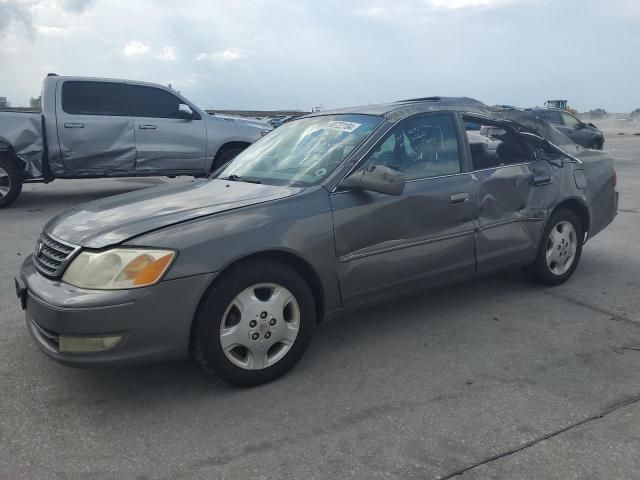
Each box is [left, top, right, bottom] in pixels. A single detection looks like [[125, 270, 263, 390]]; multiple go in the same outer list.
[[128, 84, 207, 172], [330, 113, 478, 307], [57, 80, 136, 172]]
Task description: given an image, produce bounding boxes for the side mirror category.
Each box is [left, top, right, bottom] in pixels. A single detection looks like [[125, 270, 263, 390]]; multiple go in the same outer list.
[[587, 122, 597, 128], [177, 103, 194, 120], [574, 122, 584, 130], [339, 165, 405, 196]]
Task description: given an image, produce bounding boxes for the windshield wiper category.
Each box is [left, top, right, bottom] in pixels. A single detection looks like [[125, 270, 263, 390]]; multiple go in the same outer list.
[[222, 175, 262, 184]]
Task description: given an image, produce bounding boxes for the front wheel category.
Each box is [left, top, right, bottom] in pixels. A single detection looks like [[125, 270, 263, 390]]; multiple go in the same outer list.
[[529, 208, 583, 286], [192, 258, 315, 387], [0, 155, 23, 208]]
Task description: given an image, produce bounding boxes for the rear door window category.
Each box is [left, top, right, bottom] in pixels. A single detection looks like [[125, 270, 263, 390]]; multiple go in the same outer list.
[[463, 116, 532, 170], [62, 81, 129, 116], [129, 85, 200, 119], [535, 110, 562, 125]]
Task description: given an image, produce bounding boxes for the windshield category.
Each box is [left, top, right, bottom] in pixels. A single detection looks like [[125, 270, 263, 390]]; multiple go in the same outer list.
[[217, 114, 384, 186]]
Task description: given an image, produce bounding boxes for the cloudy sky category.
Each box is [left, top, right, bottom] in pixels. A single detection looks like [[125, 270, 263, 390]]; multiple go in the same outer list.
[[1, 0, 639, 112]]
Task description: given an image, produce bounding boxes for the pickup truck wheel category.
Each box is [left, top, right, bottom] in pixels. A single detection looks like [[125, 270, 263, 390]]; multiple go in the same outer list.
[[212, 147, 245, 172], [192, 258, 315, 387], [0, 156, 23, 208], [529, 208, 583, 286]]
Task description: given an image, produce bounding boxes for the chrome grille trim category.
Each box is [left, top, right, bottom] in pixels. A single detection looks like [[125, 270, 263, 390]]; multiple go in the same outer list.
[[33, 232, 80, 278]]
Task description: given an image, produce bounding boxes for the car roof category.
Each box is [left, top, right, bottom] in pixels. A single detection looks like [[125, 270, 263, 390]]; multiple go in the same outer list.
[[304, 97, 496, 123], [528, 108, 566, 113], [305, 97, 579, 148]]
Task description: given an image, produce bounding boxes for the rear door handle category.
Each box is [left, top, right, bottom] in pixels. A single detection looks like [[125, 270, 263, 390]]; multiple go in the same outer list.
[[450, 192, 470, 205], [64, 123, 84, 128], [138, 124, 157, 130]]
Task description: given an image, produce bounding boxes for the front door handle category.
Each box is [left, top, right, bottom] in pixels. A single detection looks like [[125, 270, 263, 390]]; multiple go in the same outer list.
[[138, 124, 157, 130], [64, 123, 84, 128], [450, 192, 470, 205]]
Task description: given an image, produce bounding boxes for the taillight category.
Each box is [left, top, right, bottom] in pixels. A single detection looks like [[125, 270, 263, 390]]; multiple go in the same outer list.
[[611, 170, 617, 187]]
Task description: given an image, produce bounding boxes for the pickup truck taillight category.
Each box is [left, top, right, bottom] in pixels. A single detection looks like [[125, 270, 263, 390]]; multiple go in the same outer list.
[[611, 170, 617, 187]]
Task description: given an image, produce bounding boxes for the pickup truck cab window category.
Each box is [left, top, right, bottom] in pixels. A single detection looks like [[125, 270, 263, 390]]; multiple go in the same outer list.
[[361, 114, 461, 180], [62, 81, 129, 116], [129, 85, 201, 120]]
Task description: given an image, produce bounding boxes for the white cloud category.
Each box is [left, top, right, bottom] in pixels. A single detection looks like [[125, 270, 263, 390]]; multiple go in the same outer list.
[[431, 0, 512, 9], [35, 25, 66, 34], [123, 40, 150, 57], [156, 45, 176, 61], [196, 49, 247, 62]]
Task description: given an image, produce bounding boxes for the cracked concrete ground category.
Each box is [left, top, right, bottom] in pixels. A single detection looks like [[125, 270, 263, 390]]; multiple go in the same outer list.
[[1, 133, 639, 479]]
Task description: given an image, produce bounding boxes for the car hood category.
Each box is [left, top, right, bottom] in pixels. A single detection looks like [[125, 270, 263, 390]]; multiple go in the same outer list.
[[209, 113, 272, 131], [45, 179, 303, 249]]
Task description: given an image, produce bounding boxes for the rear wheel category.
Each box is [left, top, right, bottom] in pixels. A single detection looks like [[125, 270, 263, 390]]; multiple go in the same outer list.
[[0, 155, 23, 208], [529, 208, 583, 286], [192, 258, 315, 387]]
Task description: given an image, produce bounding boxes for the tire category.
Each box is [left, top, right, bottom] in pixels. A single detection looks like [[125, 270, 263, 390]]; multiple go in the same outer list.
[[529, 208, 583, 286], [0, 155, 23, 208], [192, 258, 315, 387], [211, 146, 246, 172], [590, 140, 603, 150]]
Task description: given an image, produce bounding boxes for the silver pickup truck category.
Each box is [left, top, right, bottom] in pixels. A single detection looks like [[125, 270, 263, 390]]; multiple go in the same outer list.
[[0, 75, 271, 207]]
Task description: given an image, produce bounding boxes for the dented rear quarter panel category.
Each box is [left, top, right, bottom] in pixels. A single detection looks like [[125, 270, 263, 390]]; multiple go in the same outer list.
[[0, 111, 45, 178]]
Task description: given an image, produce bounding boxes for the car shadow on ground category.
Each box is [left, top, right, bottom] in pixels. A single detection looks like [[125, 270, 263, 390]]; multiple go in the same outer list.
[[47, 268, 534, 402]]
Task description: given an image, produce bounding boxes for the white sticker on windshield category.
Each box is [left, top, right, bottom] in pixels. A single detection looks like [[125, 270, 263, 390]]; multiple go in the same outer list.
[[326, 121, 362, 133]]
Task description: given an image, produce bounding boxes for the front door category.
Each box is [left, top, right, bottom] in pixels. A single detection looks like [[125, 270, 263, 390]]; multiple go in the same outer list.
[[57, 80, 136, 172], [128, 84, 207, 172], [330, 113, 478, 307]]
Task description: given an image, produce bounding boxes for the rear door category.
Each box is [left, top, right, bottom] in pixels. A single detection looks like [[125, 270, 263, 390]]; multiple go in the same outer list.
[[57, 80, 135, 171], [128, 84, 207, 172], [330, 113, 478, 306], [463, 115, 550, 273]]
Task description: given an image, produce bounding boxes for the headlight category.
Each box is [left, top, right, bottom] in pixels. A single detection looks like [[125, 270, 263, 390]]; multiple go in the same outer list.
[[62, 249, 176, 290]]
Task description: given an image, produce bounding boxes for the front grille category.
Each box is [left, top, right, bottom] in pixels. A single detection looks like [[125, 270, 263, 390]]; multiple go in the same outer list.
[[33, 232, 79, 278]]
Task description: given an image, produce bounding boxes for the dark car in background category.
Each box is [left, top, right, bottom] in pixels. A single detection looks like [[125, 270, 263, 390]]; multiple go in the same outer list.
[[16, 97, 618, 387], [528, 108, 604, 150]]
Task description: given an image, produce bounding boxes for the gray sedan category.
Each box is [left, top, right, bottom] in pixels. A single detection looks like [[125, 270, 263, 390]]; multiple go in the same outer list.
[[16, 97, 618, 387]]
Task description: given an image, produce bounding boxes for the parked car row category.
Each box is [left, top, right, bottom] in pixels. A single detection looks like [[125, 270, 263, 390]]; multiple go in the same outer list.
[[15, 95, 618, 387], [0, 75, 271, 207]]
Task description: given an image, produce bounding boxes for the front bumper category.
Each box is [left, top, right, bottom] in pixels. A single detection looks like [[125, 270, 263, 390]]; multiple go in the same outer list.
[[17, 256, 215, 367]]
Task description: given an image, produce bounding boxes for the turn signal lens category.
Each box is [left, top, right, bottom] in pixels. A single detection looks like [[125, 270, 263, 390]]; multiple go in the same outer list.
[[62, 249, 176, 290]]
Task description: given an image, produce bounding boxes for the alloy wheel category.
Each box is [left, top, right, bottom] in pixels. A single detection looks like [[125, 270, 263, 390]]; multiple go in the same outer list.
[[0, 165, 11, 200], [219, 283, 300, 370], [545, 220, 577, 276]]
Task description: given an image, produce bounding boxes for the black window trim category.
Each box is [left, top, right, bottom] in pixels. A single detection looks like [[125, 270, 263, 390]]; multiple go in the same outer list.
[[61, 80, 131, 117]]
